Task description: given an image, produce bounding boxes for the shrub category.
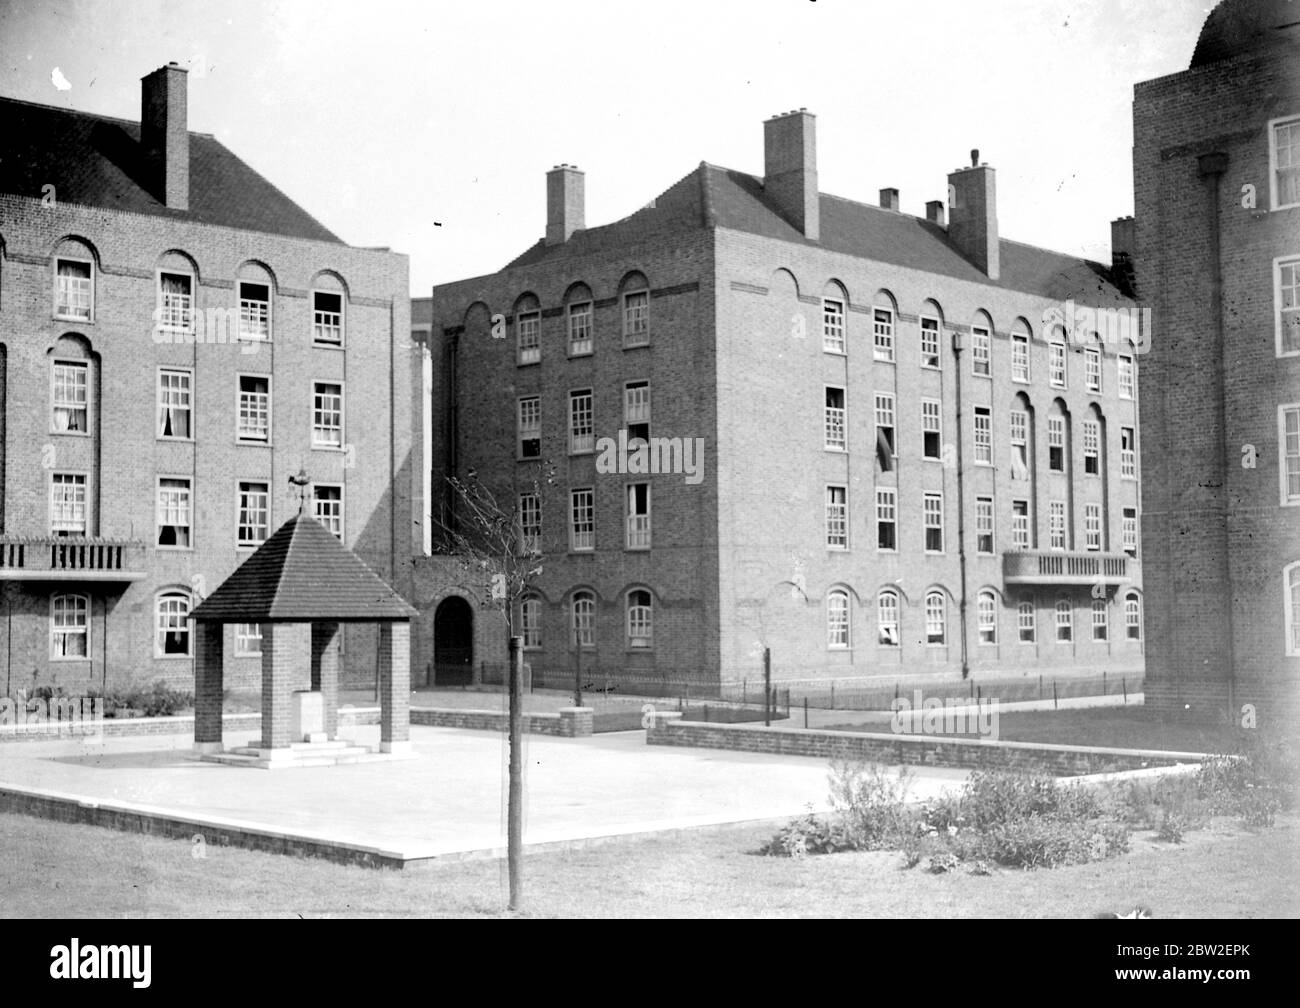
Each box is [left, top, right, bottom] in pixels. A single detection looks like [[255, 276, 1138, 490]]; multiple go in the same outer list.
[[103, 680, 194, 718], [960, 769, 1060, 828], [759, 808, 854, 858], [828, 760, 913, 851], [986, 817, 1130, 869]]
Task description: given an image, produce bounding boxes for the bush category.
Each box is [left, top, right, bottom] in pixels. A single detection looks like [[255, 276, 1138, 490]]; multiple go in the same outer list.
[[104, 680, 194, 718], [828, 760, 913, 850], [759, 808, 854, 858], [986, 817, 1130, 869], [960, 769, 1061, 828]]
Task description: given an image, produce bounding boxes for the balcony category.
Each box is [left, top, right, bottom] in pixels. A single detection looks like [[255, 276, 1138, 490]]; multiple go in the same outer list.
[[0, 536, 148, 582], [1003, 549, 1132, 586]]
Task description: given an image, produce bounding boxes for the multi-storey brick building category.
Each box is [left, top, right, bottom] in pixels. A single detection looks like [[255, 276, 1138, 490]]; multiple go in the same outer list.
[[1132, 0, 1300, 724], [424, 110, 1143, 694], [0, 64, 416, 695]]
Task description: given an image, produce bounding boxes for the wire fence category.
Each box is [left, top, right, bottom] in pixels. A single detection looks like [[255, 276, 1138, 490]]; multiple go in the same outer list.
[[781, 671, 1143, 712]]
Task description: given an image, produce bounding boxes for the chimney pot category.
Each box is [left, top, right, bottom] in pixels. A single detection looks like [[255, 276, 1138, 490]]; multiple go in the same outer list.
[[879, 187, 900, 212], [970, 148, 980, 167]]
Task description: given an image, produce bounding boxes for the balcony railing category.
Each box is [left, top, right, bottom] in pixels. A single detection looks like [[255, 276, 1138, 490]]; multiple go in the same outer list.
[[1003, 549, 1132, 585], [0, 536, 147, 581]]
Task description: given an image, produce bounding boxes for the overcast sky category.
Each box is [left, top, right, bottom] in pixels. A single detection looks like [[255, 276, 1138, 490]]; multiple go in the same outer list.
[[1, 0, 1208, 295]]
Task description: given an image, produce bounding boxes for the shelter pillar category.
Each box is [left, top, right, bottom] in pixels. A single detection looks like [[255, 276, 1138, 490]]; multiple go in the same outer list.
[[378, 620, 411, 752], [262, 622, 311, 749], [193, 621, 224, 752], [311, 621, 341, 740]]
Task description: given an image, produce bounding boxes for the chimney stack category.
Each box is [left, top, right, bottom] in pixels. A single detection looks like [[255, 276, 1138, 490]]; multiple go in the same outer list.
[[141, 63, 189, 210], [545, 164, 585, 245], [926, 200, 946, 228], [1110, 215, 1137, 295], [763, 109, 818, 241], [878, 188, 900, 212], [947, 154, 999, 279]]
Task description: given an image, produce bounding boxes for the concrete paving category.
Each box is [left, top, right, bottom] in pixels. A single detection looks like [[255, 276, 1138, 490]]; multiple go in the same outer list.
[[0, 724, 971, 864]]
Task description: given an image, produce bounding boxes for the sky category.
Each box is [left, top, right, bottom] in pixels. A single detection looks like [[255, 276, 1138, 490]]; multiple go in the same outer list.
[[0, 0, 1210, 295]]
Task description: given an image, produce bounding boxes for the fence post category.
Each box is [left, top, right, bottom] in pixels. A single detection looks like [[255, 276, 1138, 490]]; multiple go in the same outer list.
[[830, 682, 835, 709], [1052, 680, 1058, 710], [743, 679, 747, 706], [1123, 676, 1128, 704], [804, 697, 808, 729], [1038, 674, 1043, 700], [1103, 670, 1107, 696], [763, 647, 771, 727]]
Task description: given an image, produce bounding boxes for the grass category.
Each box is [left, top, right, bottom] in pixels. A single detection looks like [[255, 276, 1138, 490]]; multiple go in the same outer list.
[[0, 809, 1294, 918]]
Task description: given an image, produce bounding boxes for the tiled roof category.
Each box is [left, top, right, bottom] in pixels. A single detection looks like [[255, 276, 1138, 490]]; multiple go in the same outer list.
[[190, 512, 415, 623], [0, 97, 342, 243], [505, 163, 1127, 304]]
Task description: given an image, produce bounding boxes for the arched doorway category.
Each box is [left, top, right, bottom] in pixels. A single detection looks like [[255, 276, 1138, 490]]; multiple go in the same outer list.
[[433, 596, 474, 685]]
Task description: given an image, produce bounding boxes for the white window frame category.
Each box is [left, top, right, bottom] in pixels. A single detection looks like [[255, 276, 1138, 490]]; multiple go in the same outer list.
[[519, 491, 542, 554], [156, 269, 195, 333], [1011, 332, 1029, 383], [1049, 340, 1067, 388], [826, 485, 848, 550], [1018, 599, 1036, 643], [1281, 404, 1300, 506], [570, 488, 595, 552], [156, 476, 192, 550], [1084, 346, 1101, 392], [518, 396, 541, 460], [155, 590, 192, 657], [625, 482, 651, 551], [623, 290, 650, 348], [977, 590, 997, 644], [567, 300, 593, 357], [240, 281, 272, 342], [873, 306, 894, 362], [1122, 508, 1138, 557], [971, 326, 991, 377], [1082, 420, 1100, 476], [53, 256, 94, 322], [157, 366, 194, 441], [1269, 115, 1300, 212], [1125, 592, 1142, 642], [922, 399, 942, 460], [49, 471, 88, 536], [1048, 416, 1066, 471], [50, 359, 90, 435], [973, 406, 992, 465], [50, 593, 90, 660], [311, 289, 344, 345], [1012, 500, 1031, 551], [825, 386, 846, 451], [569, 389, 594, 455], [237, 373, 271, 443], [876, 487, 897, 552], [923, 492, 944, 553], [877, 590, 899, 647], [919, 315, 941, 368], [975, 496, 995, 555], [1276, 254, 1300, 358], [627, 589, 653, 649], [235, 623, 263, 657], [571, 591, 596, 649], [1049, 500, 1067, 551], [823, 298, 845, 354], [827, 589, 850, 649], [925, 591, 946, 646], [1120, 426, 1137, 480], [314, 483, 344, 540], [875, 392, 896, 461], [1055, 599, 1073, 642], [521, 597, 542, 650], [1084, 503, 1102, 552], [1118, 355, 1134, 399], [311, 380, 344, 449], [1092, 598, 1109, 641], [517, 309, 541, 364], [237, 480, 270, 548]]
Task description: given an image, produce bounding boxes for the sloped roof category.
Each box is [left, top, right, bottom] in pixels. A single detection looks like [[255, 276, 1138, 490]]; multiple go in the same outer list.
[[504, 163, 1127, 305], [1191, 0, 1300, 67], [190, 512, 415, 623], [0, 97, 342, 243]]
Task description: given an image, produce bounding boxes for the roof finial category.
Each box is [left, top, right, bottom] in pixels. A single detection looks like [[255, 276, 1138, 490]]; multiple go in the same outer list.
[[289, 468, 310, 514]]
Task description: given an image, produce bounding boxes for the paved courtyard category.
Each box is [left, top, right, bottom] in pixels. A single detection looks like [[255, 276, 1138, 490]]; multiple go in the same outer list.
[[0, 725, 971, 863]]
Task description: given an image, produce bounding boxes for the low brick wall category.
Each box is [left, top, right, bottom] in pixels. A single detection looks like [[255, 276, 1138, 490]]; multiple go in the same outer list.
[[410, 707, 594, 738], [0, 707, 381, 744], [645, 712, 1208, 775]]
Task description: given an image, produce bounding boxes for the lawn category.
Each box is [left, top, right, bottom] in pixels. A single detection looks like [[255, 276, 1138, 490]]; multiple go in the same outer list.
[[0, 810, 1294, 918]]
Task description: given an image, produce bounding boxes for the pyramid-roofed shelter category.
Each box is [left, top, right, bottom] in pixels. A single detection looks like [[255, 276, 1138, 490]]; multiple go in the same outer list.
[[191, 513, 415, 766], [191, 512, 416, 623]]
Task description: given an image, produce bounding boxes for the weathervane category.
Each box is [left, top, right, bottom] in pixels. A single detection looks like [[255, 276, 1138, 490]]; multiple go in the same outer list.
[[288, 468, 310, 513]]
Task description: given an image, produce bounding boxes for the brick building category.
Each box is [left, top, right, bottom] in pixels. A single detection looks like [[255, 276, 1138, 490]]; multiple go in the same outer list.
[[0, 64, 416, 696], [423, 110, 1143, 694], [1132, 0, 1300, 724]]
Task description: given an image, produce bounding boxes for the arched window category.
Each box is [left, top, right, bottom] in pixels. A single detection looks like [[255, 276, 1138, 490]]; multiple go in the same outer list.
[[822, 281, 847, 354], [872, 290, 896, 362], [521, 596, 542, 650], [1125, 592, 1142, 641], [571, 590, 595, 649], [925, 591, 946, 645], [310, 270, 347, 346], [156, 590, 192, 656], [971, 312, 993, 377], [827, 589, 850, 648], [977, 590, 997, 644], [1055, 599, 1073, 642], [1092, 598, 1109, 641], [1018, 598, 1036, 643], [627, 589, 653, 649], [620, 272, 650, 347], [1284, 566, 1300, 656], [53, 238, 96, 323], [877, 589, 899, 646], [565, 283, 594, 356], [51, 594, 89, 659], [515, 293, 541, 365]]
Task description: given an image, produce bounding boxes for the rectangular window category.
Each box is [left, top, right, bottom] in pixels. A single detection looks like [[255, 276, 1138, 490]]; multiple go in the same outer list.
[[826, 486, 848, 549], [157, 271, 193, 331], [876, 487, 896, 551], [1122, 507, 1138, 557], [825, 387, 846, 450], [238, 481, 270, 547], [521, 599, 541, 650], [570, 488, 595, 551], [519, 492, 541, 554], [823, 299, 845, 353], [926, 594, 946, 645], [873, 307, 894, 362], [875, 393, 896, 470], [312, 382, 343, 447], [1272, 116, 1300, 210], [1048, 417, 1065, 471], [55, 259, 92, 320], [1012, 333, 1029, 382], [1277, 257, 1300, 355], [51, 361, 88, 434], [1120, 427, 1136, 479], [1049, 500, 1067, 551], [1283, 405, 1300, 505], [50, 473, 87, 535], [568, 301, 593, 356], [157, 477, 191, 548], [518, 396, 541, 459], [314, 484, 344, 540], [240, 282, 271, 341], [625, 381, 650, 443], [976, 496, 994, 554], [1085, 347, 1101, 392], [973, 406, 992, 465], [922, 399, 942, 459], [924, 492, 943, 553], [1012, 500, 1031, 550], [235, 623, 263, 657], [1056, 601, 1073, 642], [623, 291, 649, 346], [1118, 355, 1135, 399], [1010, 409, 1029, 479], [1018, 599, 1036, 643], [1092, 600, 1109, 641], [1085, 503, 1102, 551], [971, 326, 991, 376], [569, 389, 594, 454], [237, 375, 270, 442], [1049, 341, 1066, 387], [312, 290, 343, 344], [626, 482, 651, 550], [517, 310, 541, 364], [920, 316, 940, 368], [1083, 420, 1100, 475], [51, 595, 89, 659], [157, 368, 192, 439]]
